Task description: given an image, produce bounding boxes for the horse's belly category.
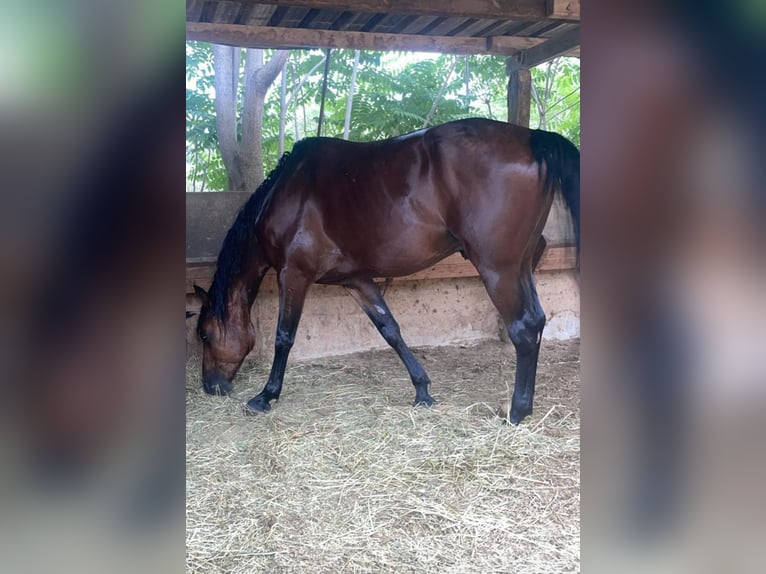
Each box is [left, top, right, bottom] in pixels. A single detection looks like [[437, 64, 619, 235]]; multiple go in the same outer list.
[[315, 229, 458, 283], [365, 231, 460, 278]]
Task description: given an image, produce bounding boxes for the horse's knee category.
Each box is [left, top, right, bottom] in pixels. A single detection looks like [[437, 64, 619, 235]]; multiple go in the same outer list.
[[509, 322, 535, 351], [275, 329, 295, 352], [509, 308, 545, 351]]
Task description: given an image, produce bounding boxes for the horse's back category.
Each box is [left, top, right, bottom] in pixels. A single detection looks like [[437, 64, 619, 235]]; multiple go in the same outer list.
[[261, 119, 548, 279]]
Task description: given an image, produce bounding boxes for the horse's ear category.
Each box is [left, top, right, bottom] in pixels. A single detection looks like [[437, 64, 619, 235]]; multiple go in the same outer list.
[[193, 284, 208, 303]]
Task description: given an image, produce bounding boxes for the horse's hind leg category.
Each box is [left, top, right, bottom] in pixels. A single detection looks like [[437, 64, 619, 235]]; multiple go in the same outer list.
[[345, 279, 434, 406], [476, 264, 546, 424], [509, 273, 546, 423]]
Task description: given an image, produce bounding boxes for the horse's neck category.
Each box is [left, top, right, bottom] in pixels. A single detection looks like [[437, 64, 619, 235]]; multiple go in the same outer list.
[[222, 276, 261, 322], [220, 240, 269, 312], [239, 257, 270, 308]]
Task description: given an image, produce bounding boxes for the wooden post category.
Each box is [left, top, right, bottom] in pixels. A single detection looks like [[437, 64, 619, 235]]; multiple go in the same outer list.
[[506, 57, 531, 127]]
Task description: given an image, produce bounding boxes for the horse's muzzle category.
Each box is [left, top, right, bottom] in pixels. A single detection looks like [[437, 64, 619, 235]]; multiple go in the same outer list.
[[202, 373, 233, 396]]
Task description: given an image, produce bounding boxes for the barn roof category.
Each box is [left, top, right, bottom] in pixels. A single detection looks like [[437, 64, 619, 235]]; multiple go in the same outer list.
[[186, 1, 580, 66]]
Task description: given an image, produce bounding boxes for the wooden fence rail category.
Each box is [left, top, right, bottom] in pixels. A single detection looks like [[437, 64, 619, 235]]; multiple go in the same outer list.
[[186, 245, 576, 294]]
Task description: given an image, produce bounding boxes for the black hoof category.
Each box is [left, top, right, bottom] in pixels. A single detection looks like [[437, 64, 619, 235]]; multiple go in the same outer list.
[[244, 395, 272, 414], [509, 404, 533, 425], [414, 395, 436, 407], [203, 381, 232, 396]]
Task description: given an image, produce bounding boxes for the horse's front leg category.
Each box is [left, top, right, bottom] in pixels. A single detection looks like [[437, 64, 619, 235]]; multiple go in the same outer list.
[[246, 268, 310, 413]]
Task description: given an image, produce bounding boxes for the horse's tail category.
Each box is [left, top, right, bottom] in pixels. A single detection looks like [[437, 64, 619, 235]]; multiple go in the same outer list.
[[529, 129, 580, 270]]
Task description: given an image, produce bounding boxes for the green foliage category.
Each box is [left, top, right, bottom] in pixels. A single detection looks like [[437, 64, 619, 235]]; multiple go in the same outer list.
[[186, 43, 579, 191], [530, 57, 580, 147], [186, 42, 227, 191]]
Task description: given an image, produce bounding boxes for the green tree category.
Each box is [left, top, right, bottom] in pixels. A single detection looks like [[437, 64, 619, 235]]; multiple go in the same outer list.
[[186, 43, 579, 192], [212, 45, 288, 191], [530, 57, 580, 146], [186, 42, 227, 191]]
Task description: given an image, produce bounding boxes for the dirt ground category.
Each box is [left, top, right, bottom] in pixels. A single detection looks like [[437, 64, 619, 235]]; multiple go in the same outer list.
[[186, 339, 580, 573]]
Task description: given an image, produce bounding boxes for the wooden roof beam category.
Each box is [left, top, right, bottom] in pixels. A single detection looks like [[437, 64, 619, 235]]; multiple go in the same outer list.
[[547, 1, 580, 21], [516, 24, 579, 67], [238, 0, 552, 21], [186, 22, 546, 55]]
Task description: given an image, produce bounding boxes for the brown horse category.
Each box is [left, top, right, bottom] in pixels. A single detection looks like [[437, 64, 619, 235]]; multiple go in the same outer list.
[[194, 118, 579, 424]]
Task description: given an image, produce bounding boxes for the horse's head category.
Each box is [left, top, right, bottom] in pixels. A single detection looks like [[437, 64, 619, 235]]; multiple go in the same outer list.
[[193, 284, 255, 396]]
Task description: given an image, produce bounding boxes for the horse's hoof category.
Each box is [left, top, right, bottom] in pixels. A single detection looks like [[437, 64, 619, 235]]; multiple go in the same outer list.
[[414, 395, 436, 408], [203, 381, 232, 396], [508, 404, 533, 425], [244, 395, 272, 414]]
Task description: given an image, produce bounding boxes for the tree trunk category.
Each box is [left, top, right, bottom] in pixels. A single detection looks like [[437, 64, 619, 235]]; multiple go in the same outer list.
[[212, 45, 241, 190], [243, 48, 288, 188], [212, 44, 288, 191], [240, 49, 265, 188]]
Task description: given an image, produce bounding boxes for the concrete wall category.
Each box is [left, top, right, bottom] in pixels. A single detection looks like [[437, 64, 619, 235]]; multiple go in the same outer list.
[[186, 192, 251, 261], [186, 270, 579, 362]]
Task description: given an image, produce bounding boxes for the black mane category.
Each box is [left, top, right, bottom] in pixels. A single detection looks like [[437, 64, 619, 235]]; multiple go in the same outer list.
[[207, 149, 300, 320]]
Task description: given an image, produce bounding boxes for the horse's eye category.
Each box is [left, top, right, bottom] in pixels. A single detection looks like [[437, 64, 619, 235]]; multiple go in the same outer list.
[[199, 332, 209, 343]]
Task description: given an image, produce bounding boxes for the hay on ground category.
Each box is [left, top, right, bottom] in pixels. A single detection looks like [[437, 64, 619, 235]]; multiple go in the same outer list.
[[186, 339, 580, 573]]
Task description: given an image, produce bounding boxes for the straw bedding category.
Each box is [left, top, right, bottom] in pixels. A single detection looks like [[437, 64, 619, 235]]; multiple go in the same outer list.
[[186, 339, 579, 573]]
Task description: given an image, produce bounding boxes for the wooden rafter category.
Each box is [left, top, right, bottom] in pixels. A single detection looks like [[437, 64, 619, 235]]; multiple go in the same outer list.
[[547, 0, 580, 21], [186, 247, 577, 293], [517, 24, 579, 67], [187, 22, 547, 55], [233, 0, 554, 21]]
